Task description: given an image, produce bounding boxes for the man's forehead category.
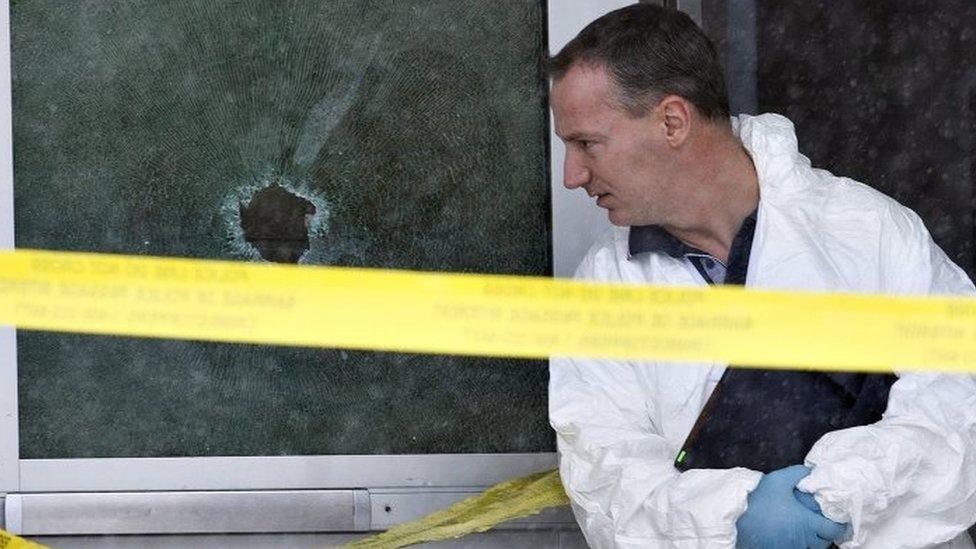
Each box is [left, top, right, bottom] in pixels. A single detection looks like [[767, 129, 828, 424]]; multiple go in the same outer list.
[[551, 63, 619, 136], [552, 63, 615, 107]]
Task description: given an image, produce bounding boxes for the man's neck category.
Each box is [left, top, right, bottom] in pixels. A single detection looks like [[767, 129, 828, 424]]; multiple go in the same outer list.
[[662, 131, 760, 264]]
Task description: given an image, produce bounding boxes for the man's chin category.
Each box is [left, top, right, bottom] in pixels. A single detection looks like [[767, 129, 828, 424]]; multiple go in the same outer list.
[[606, 210, 630, 227]]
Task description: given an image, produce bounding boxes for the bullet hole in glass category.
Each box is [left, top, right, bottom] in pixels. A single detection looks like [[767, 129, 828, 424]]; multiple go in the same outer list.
[[238, 185, 316, 263]]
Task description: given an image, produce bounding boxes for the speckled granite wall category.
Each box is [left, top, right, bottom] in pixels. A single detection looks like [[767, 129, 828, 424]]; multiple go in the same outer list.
[[753, 1, 976, 276]]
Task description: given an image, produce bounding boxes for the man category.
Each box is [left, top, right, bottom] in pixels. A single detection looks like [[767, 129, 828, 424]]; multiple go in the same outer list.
[[548, 4, 976, 548]]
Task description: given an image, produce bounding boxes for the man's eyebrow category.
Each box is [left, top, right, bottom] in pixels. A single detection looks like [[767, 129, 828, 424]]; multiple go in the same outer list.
[[561, 132, 602, 142]]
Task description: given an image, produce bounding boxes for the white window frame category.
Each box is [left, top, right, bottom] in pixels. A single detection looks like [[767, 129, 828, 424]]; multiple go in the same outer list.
[[0, 0, 699, 535], [0, 0, 19, 498]]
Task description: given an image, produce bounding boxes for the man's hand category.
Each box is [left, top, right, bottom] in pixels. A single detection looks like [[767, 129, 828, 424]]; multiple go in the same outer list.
[[736, 465, 847, 549], [793, 488, 822, 513]]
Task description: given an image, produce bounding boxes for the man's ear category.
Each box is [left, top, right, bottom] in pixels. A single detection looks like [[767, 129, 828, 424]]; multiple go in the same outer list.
[[658, 95, 692, 147]]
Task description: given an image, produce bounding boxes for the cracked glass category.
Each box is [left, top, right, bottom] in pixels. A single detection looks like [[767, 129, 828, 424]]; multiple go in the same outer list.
[[12, 0, 552, 457]]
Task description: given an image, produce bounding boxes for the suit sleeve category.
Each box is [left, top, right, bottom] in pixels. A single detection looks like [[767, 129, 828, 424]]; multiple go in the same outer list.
[[550, 251, 762, 549], [798, 207, 976, 548]]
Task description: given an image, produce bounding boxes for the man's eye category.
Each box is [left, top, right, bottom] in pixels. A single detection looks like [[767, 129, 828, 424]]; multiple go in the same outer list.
[[578, 140, 593, 150]]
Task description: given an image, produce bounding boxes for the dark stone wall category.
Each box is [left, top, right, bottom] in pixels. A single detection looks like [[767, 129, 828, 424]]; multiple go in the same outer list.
[[753, 1, 976, 277], [704, 2, 976, 276]]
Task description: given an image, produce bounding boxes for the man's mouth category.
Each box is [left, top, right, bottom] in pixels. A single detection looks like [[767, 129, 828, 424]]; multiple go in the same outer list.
[[595, 193, 610, 207]]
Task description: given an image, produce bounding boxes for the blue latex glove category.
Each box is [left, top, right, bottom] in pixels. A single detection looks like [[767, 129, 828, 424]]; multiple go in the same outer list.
[[794, 488, 850, 546], [736, 465, 847, 549], [794, 488, 822, 513]]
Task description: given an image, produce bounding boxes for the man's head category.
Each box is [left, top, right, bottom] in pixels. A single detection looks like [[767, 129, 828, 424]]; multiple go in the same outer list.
[[550, 4, 728, 121], [549, 4, 731, 227]]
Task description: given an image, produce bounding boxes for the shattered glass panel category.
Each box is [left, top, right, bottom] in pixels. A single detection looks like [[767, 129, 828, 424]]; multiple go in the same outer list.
[[13, 0, 552, 457]]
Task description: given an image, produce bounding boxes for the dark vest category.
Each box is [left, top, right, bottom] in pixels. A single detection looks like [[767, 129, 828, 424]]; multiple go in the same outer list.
[[628, 214, 897, 473], [675, 367, 896, 472]]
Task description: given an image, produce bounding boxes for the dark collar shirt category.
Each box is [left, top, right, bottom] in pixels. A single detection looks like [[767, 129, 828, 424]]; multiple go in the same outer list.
[[627, 210, 758, 286]]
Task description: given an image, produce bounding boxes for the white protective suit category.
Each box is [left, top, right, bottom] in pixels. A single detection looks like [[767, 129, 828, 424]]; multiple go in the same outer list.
[[550, 113, 976, 549]]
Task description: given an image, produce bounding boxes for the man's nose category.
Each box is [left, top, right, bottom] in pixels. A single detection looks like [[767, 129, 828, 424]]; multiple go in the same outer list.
[[563, 151, 591, 190]]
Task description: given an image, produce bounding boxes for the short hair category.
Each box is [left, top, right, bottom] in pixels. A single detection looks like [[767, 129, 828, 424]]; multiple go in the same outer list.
[[549, 4, 730, 122]]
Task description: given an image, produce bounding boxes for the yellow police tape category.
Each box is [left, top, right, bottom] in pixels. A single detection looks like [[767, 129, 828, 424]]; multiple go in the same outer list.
[[1, 248, 976, 372], [3, 247, 976, 548], [339, 469, 568, 548], [0, 530, 47, 549]]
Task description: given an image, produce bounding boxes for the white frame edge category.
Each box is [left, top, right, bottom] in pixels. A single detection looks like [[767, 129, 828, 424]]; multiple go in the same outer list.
[[20, 454, 557, 493], [4, 494, 21, 534], [0, 0, 20, 496]]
